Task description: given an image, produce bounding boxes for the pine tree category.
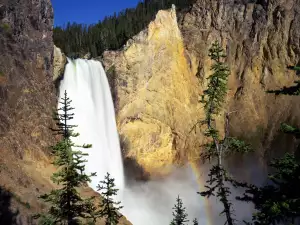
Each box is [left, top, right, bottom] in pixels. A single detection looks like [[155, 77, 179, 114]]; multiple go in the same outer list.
[[192, 218, 198, 225], [170, 196, 189, 225], [231, 66, 300, 225], [96, 172, 123, 225], [191, 41, 251, 225], [53, 0, 196, 58], [35, 90, 97, 225]]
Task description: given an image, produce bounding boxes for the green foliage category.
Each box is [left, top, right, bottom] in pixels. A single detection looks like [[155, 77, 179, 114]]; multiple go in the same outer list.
[[231, 65, 300, 225], [280, 123, 300, 138], [170, 196, 189, 225], [96, 173, 123, 225], [224, 137, 252, 155], [232, 154, 300, 225], [267, 66, 300, 96], [53, 0, 196, 58], [200, 41, 230, 128], [35, 91, 97, 225], [199, 165, 235, 225], [195, 41, 252, 225], [197, 41, 233, 225], [267, 80, 300, 96], [0, 23, 11, 33], [37, 215, 56, 225]]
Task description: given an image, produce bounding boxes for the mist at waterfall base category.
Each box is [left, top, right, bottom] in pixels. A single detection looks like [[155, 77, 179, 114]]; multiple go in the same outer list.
[[58, 58, 207, 224], [58, 59, 256, 225]]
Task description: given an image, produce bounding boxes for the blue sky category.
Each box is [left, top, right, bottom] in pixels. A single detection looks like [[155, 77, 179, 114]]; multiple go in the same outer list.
[[52, 0, 141, 26]]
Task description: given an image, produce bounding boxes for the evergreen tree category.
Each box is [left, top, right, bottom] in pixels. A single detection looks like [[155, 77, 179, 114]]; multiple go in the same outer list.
[[233, 154, 300, 225], [192, 218, 198, 225], [96, 172, 123, 225], [35, 91, 97, 225], [170, 196, 189, 225], [53, 0, 196, 58], [192, 41, 251, 225], [231, 66, 300, 225]]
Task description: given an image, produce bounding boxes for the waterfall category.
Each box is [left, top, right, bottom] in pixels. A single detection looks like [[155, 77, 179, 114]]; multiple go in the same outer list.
[[58, 59, 124, 194], [58, 58, 207, 225]]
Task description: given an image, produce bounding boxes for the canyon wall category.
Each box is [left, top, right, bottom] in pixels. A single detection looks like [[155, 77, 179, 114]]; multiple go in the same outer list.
[[102, 0, 300, 175], [179, 0, 300, 157], [102, 6, 202, 177], [0, 1, 129, 224], [0, 0, 55, 156], [0, 0, 57, 222]]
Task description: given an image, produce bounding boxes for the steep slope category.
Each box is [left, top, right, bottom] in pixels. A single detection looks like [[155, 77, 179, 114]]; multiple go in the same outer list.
[[179, 0, 300, 157], [102, 0, 300, 176], [0, 1, 132, 224], [0, 0, 58, 223], [102, 6, 202, 177]]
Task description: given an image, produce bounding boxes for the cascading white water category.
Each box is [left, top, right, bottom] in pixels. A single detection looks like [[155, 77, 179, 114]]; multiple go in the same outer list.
[[59, 58, 208, 225], [58, 59, 124, 195]]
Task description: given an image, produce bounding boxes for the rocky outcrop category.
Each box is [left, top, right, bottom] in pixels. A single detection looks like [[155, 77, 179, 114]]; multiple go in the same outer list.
[[0, 0, 55, 155], [53, 45, 66, 81], [179, 0, 300, 156], [0, 0, 59, 222], [0, 1, 131, 224], [103, 0, 300, 175], [103, 6, 202, 176], [0, 0, 57, 222]]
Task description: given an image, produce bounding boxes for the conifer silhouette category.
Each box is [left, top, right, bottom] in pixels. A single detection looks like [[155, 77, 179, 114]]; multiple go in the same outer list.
[[35, 91, 97, 225], [170, 196, 189, 225], [97, 173, 123, 225]]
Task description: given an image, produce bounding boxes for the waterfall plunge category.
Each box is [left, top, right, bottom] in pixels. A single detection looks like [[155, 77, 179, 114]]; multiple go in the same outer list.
[[58, 59, 124, 194], [59, 59, 207, 225]]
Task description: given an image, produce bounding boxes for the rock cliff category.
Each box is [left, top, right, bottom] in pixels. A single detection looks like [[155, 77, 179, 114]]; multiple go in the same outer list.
[[0, 1, 132, 224], [179, 0, 300, 157], [0, 0, 57, 222], [103, 0, 300, 175], [102, 6, 202, 177]]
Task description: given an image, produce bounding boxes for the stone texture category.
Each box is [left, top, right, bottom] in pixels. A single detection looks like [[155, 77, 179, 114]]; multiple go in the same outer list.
[[179, 0, 300, 156], [0, 0, 56, 156], [0, 0, 57, 223], [53, 45, 66, 81], [0, 2, 132, 224], [103, 0, 300, 175], [102, 6, 202, 176]]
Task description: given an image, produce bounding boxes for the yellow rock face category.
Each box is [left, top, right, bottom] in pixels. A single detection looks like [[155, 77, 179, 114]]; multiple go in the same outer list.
[[103, 7, 202, 176], [53, 45, 67, 81]]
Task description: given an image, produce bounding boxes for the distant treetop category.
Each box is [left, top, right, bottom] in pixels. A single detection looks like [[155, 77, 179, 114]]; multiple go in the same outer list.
[[53, 0, 196, 58]]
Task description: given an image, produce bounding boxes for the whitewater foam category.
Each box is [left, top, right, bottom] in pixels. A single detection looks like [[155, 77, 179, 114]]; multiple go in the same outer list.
[[59, 58, 206, 225], [59, 59, 124, 195]]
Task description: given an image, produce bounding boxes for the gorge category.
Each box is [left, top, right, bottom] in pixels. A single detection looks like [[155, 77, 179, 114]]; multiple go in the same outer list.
[[0, 0, 299, 224], [59, 58, 207, 224]]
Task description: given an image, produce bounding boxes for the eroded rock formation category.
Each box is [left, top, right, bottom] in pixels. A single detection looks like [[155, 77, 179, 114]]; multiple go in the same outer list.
[[180, 0, 300, 156], [53, 45, 66, 81], [0, 0, 57, 222], [102, 6, 202, 176], [103, 0, 300, 175], [0, 2, 132, 224]]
